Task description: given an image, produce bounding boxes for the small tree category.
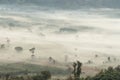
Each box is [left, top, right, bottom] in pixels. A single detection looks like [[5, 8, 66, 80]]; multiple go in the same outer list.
[[73, 61, 82, 80], [108, 57, 111, 62]]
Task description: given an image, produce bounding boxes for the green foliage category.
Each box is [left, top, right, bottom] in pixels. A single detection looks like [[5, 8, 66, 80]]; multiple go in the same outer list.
[[41, 71, 51, 80], [0, 63, 69, 75], [32, 71, 51, 80], [83, 65, 120, 80]]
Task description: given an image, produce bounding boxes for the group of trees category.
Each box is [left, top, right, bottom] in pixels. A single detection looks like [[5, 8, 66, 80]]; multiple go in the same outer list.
[[0, 71, 51, 80], [72, 61, 82, 80], [67, 62, 120, 80], [0, 61, 119, 80], [81, 65, 120, 80]]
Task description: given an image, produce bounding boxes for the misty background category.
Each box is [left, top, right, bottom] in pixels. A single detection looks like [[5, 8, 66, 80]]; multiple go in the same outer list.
[[0, 0, 120, 66]]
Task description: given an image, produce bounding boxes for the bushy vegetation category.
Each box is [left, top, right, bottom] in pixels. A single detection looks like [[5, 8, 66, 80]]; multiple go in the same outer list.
[[32, 71, 51, 80], [0, 63, 69, 75], [0, 70, 51, 80], [0, 63, 119, 80], [83, 65, 120, 80]]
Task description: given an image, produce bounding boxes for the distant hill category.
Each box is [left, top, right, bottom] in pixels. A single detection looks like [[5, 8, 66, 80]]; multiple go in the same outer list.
[[0, 0, 120, 9], [0, 62, 68, 75]]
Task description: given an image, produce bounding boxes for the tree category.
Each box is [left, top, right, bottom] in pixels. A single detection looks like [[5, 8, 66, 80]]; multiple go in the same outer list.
[[72, 61, 82, 80], [90, 66, 120, 80]]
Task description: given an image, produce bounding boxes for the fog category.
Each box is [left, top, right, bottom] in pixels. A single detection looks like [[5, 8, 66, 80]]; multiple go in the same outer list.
[[0, 6, 120, 65]]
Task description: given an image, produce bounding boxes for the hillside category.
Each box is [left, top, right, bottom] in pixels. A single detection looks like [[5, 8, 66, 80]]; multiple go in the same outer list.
[[0, 62, 69, 76]]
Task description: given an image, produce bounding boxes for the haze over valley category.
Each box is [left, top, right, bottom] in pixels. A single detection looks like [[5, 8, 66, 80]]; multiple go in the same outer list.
[[0, 0, 120, 78]]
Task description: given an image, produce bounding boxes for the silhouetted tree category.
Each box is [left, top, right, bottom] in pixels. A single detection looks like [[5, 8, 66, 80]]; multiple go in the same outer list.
[[72, 61, 82, 80], [73, 62, 77, 78], [29, 47, 36, 59], [108, 57, 111, 62], [48, 57, 52, 62]]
